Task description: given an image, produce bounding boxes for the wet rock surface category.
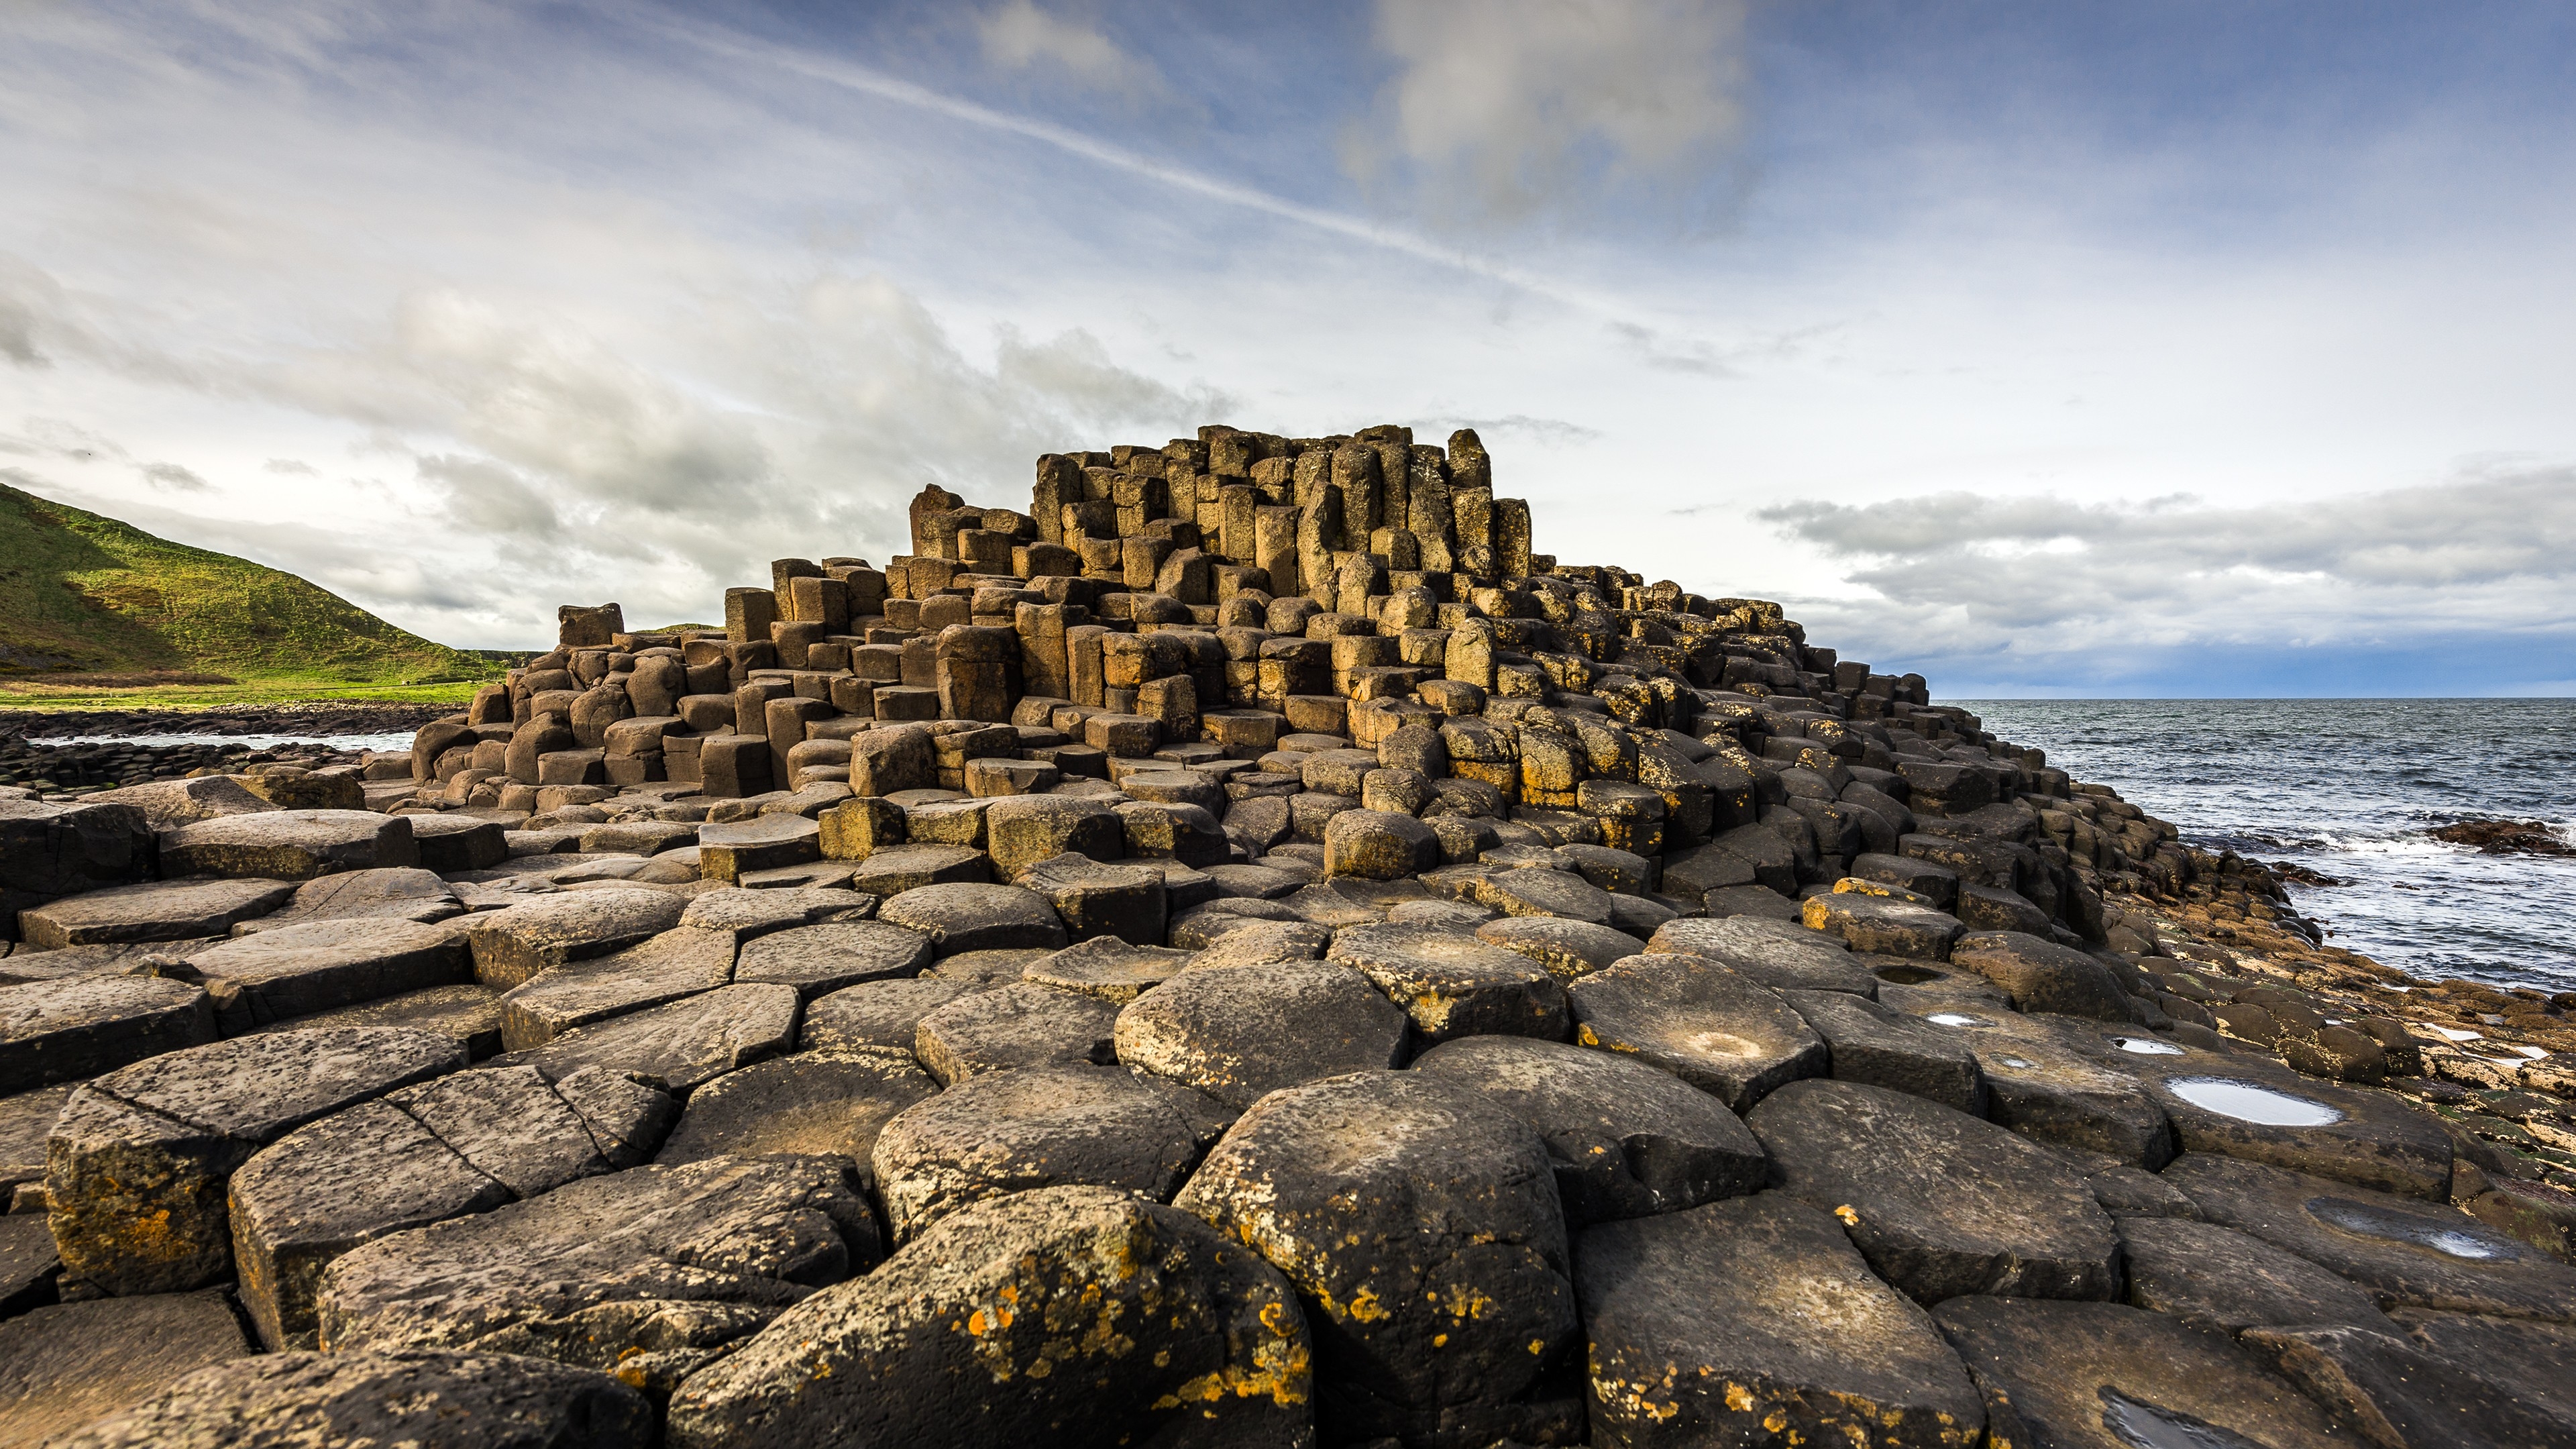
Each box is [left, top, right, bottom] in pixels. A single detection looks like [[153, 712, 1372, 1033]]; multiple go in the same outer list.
[[5, 423, 2566, 1445]]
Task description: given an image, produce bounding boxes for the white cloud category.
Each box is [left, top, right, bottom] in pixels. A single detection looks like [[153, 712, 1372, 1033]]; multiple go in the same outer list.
[[1348, 0, 1752, 226], [1756, 467, 2576, 681], [138, 460, 210, 491], [975, 1, 1168, 99]]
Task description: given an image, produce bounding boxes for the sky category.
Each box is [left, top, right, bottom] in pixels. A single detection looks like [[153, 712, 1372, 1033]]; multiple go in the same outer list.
[[2, 0, 2573, 696]]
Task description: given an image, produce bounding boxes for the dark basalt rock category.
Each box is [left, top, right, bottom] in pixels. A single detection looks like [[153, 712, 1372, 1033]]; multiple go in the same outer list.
[[1646, 914, 1879, 996], [1410, 1034, 1764, 1225], [1, 974, 216, 1093], [182, 917, 472, 1033], [502, 983, 799, 1093], [17, 877, 296, 950], [914, 979, 1118, 1084], [47, 1026, 465, 1296], [1945, 930, 2135, 1021], [1782, 987, 1986, 1113], [2164, 1152, 2576, 1322], [871, 1063, 1222, 1241], [656, 1049, 936, 1187], [2243, 1321, 2576, 1449], [1576, 1193, 1985, 1448], [317, 1154, 878, 1391], [1324, 922, 1568, 1046], [1175, 1069, 1580, 1447], [802, 977, 984, 1057], [0, 1289, 253, 1446], [1114, 961, 1408, 1108], [665, 1185, 1312, 1449], [230, 1063, 675, 1348], [2118, 1214, 2384, 1334], [50, 1349, 656, 1449], [1566, 952, 1825, 1112], [1746, 1077, 2122, 1304], [1934, 1297, 2362, 1449]]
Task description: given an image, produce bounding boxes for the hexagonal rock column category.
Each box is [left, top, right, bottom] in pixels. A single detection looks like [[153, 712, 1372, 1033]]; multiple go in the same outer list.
[[1323, 922, 1568, 1046], [156, 810, 419, 881], [1410, 1035, 1766, 1226], [1114, 961, 1407, 1108], [1, 975, 216, 1094], [1175, 1069, 1580, 1447], [870, 1063, 1225, 1242], [1744, 1078, 2123, 1305], [46, 1027, 466, 1296], [1933, 1298, 2359, 1449], [665, 1185, 1313, 1449], [1564, 953, 1826, 1112], [228, 1063, 674, 1348], [49, 1349, 656, 1449], [317, 1155, 878, 1393], [1577, 1194, 1986, 1448]]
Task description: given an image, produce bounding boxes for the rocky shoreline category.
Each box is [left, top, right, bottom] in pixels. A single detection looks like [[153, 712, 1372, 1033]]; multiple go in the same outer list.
[[3, 424, 2572, 1448]]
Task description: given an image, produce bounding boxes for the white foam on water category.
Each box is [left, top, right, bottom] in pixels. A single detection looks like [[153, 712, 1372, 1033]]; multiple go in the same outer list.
[[2166, 1077, 2345, 1126]]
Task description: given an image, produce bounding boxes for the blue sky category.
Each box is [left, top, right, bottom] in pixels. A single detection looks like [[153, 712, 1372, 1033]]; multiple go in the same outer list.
[[2, 1, 2571, 695]]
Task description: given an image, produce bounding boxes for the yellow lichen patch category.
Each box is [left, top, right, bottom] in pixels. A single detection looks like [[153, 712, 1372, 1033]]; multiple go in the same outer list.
[[1436, 1281, 1495, 1321], [1527, 1338, 1546, 1354], [1833, 1204, 1860, 1227], [1342, 1285, 1388, 1323], [1432, 1334, 1448, 1348], [1725, 1382, 1756, 1412]]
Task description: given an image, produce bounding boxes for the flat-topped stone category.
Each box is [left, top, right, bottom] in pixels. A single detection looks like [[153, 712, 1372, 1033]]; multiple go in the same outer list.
[[870, 1063, 1222, 1241], [159, 810, 419, 881], [48, 1026, 465, 1295], [1411, 1034, 1764, 1224], [496, 925, 736, 1051], [229, 1062, 672, 1348], [1176, 1069, 1578, 1446], [48, 1348, 655, 1449], [1326, 920, 1568, 1045], [1746, 1077, 2122, 1305], [318, 1155, 877, 1391], [504, 983, 799, 1093], [1578, 1193, 1987, 1448], [180, 917, 471, 1032], [1115, 960, 1408, 1108], [464, 887, 686, 989], [229, 867, 460, 934], [655, 1049, 936, 1187], [663, 1186, 1311, 1449], [0, 1290, 254, 1448], [18, 877, 296, 950], [1566, 952, 1825, 1111], [1, 974, 216, 1093]]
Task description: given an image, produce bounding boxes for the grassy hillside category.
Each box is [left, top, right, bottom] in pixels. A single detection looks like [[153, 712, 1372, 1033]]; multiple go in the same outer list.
[[0, 481, 500, 702]]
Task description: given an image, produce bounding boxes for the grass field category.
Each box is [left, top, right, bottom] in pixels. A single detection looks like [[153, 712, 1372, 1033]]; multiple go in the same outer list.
[[0, 481, 508, 710]]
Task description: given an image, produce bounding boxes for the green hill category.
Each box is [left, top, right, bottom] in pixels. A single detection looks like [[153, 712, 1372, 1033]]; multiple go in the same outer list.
[[0, 480, 495, 689]]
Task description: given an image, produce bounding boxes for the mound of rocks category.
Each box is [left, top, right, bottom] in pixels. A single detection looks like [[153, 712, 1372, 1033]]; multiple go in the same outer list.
[[4, 422, 2573, 1446]]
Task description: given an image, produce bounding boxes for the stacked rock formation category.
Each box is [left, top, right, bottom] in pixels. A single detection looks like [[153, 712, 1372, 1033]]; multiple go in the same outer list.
[[3, 423, 2575, 1448]]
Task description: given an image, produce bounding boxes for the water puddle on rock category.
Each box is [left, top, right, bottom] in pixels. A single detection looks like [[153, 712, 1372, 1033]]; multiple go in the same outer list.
[[2100, 1389, 2270, 1449], [2164, 1077, 2344, 1126], [1926, 1012, 1989, 1028], [2307, 1197, 2518, 1260], [2110, 1036, 2187, 1056]]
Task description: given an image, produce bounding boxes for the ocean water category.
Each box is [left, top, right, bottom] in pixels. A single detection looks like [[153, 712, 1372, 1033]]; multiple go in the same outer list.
[[1960, 700, 2576, 995]]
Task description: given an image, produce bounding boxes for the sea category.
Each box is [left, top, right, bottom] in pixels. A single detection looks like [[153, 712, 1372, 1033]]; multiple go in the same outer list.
[[1963, 699, 2576, 996]]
